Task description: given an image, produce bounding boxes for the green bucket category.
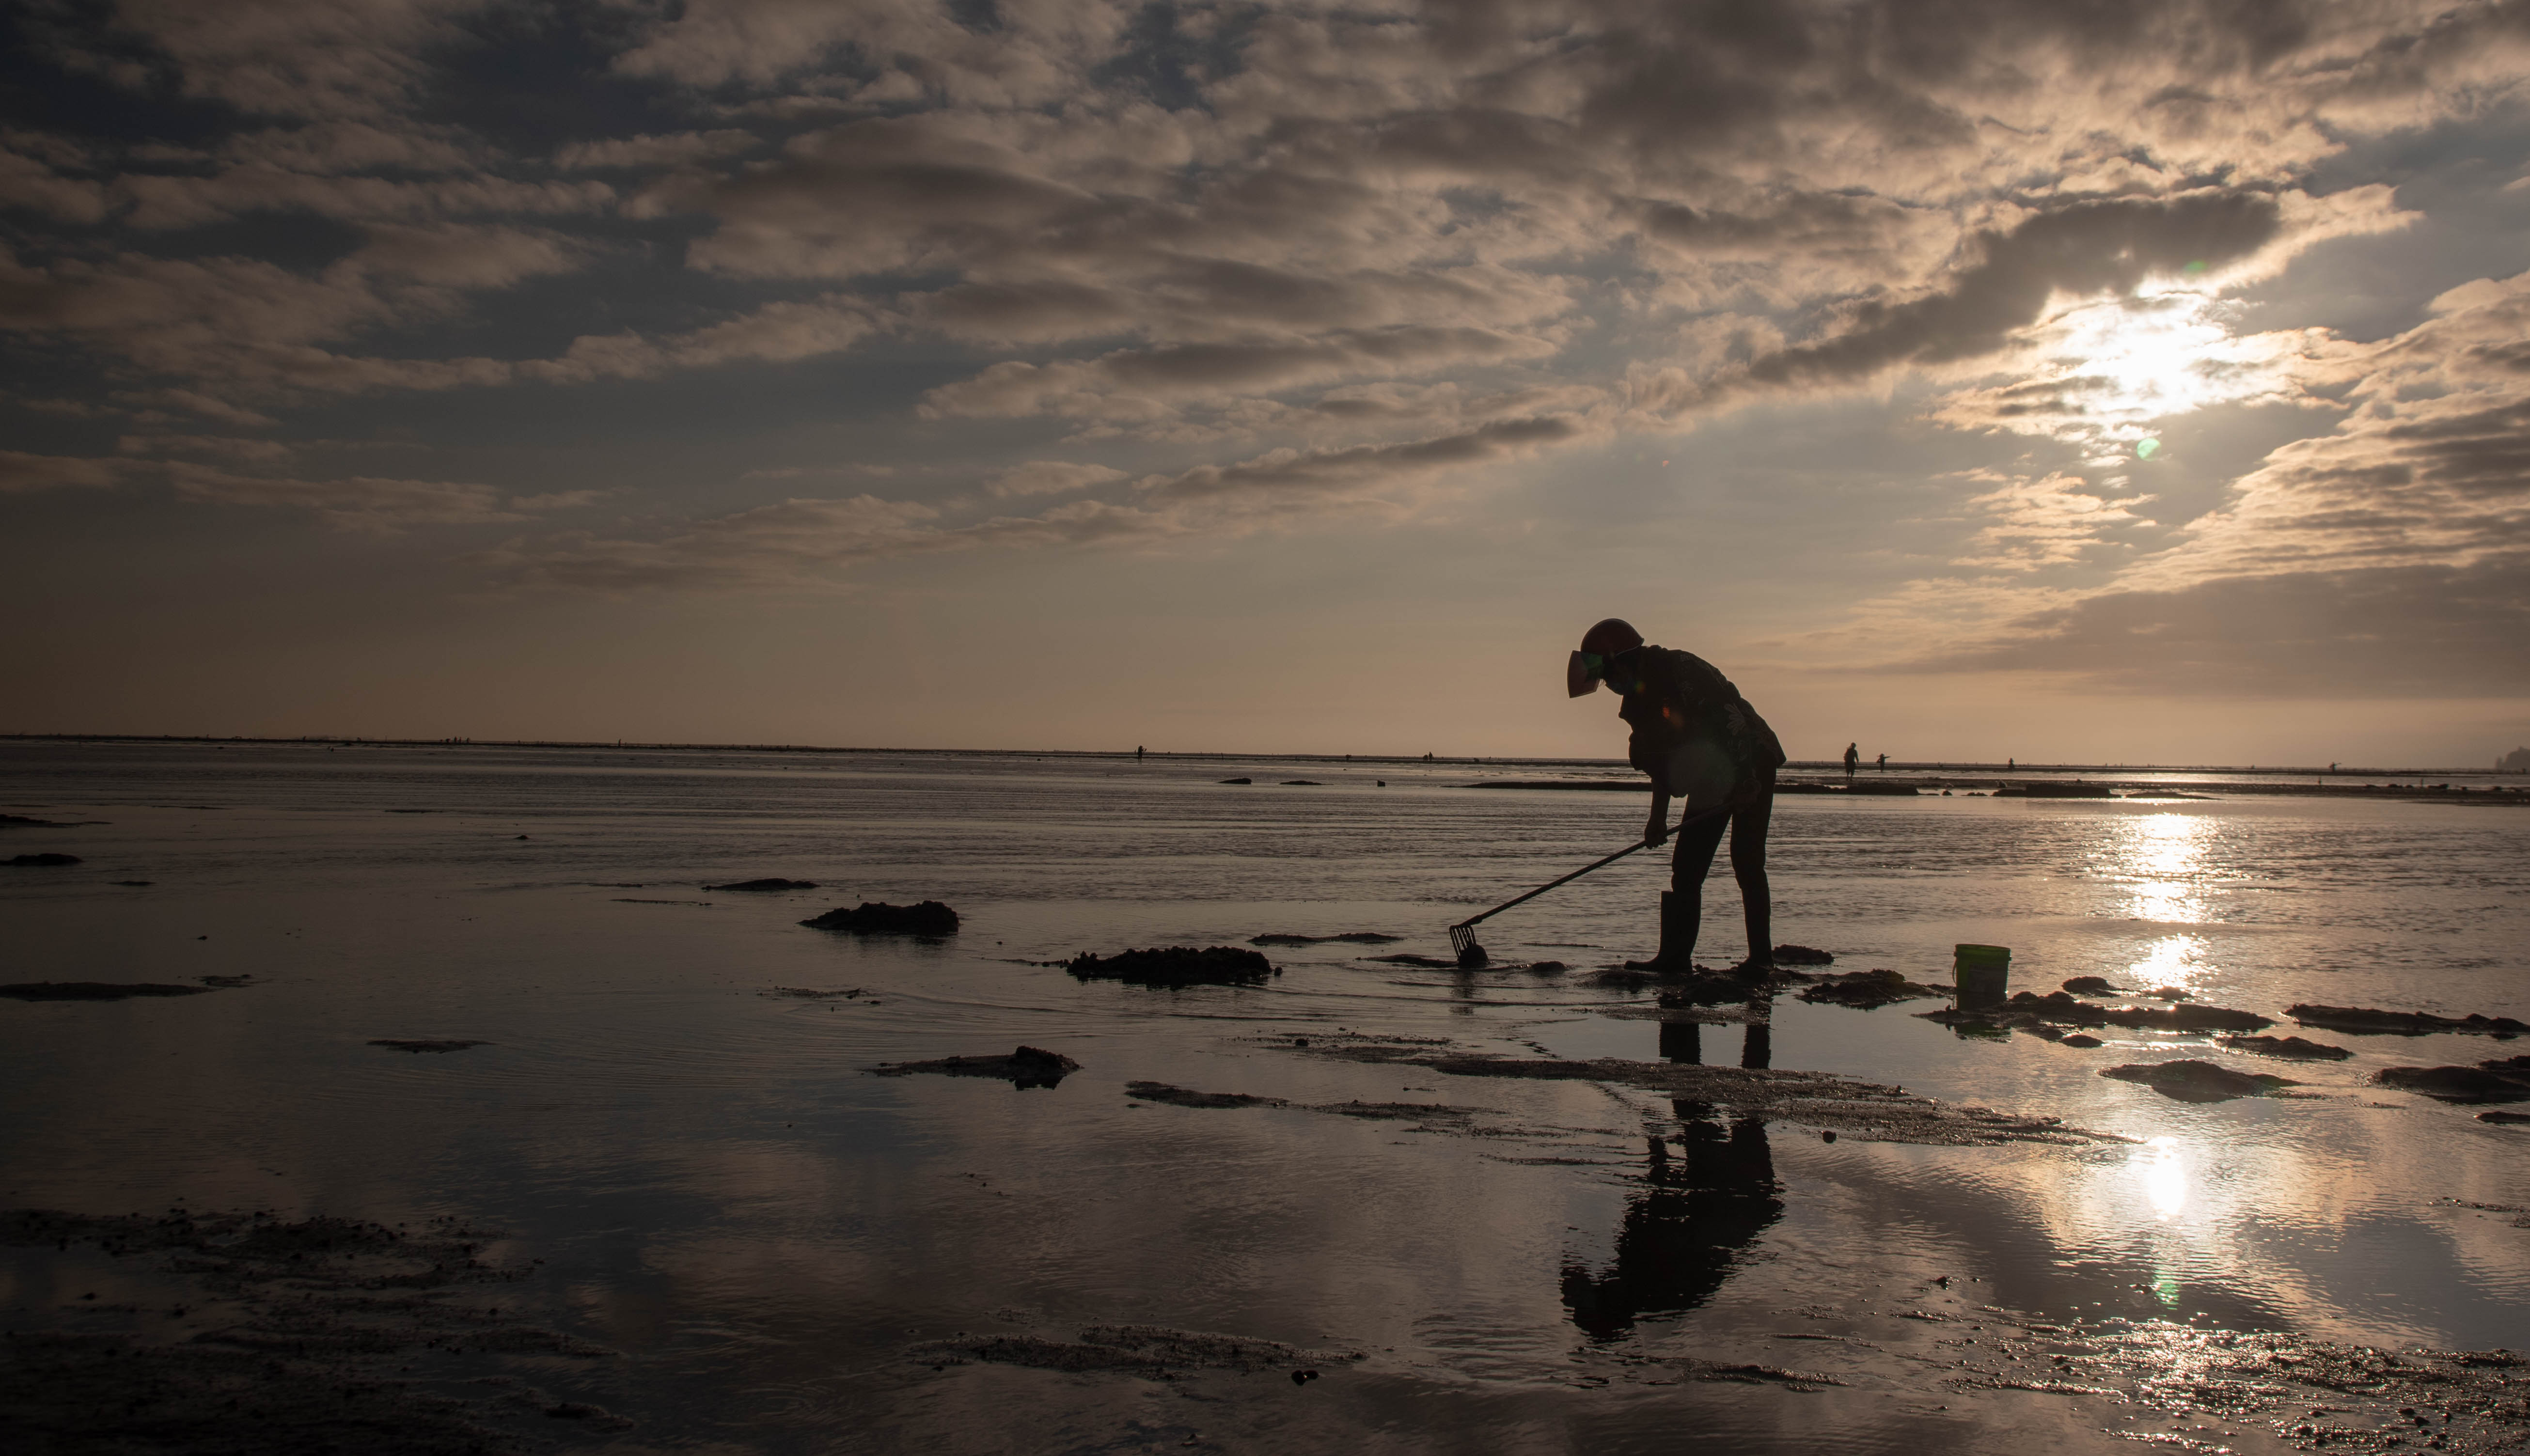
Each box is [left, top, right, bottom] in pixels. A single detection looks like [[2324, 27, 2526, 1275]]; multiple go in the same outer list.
[[1954, 943, 2011, 1006]]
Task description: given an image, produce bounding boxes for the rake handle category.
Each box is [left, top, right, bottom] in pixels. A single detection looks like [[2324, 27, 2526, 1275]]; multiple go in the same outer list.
[[1450, 801, 1733, 933]]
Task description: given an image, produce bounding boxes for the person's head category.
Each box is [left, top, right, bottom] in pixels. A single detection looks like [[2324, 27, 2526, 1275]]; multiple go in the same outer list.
[[1566, 617, 1644, 697]]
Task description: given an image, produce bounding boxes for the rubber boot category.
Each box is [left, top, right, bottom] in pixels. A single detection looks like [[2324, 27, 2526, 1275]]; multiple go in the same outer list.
[[1625, 891, 1697, 972]]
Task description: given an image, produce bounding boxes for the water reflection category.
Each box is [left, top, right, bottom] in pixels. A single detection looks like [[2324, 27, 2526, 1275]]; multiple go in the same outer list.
[[2127, 933, 2206, 994], [1564, 1019, 1783, 1340], [2141, 1137, 2188, 1221], [2114, 812, 2215, 924]]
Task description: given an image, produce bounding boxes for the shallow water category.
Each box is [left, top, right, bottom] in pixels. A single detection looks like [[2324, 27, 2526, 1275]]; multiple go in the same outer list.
[[3, 740, 2527, 1453]]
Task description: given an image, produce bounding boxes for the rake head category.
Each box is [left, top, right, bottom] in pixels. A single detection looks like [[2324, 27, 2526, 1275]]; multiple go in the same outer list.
[[1448, 922, 1489, 969]]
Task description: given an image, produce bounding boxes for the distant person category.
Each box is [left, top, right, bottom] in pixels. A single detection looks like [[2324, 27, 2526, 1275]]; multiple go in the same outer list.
[[1842, 743, 1858, 778], [1567, 618, 1786, 974], [1875, 752, 1886, 770], [2008, 757, 2014, 770], [1136, 745, 1145, 762]]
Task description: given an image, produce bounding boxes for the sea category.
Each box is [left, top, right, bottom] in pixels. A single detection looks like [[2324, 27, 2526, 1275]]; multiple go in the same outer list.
[[3, 738, 2527, 1454]]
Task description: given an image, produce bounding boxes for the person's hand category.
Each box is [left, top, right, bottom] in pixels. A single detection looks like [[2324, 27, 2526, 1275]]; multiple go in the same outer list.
[[1643, 812, 1668, 848]]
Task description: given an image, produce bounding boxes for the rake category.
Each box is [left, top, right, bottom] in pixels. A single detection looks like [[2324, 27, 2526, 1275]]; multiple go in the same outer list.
[[1448, 803, 1732, 969]]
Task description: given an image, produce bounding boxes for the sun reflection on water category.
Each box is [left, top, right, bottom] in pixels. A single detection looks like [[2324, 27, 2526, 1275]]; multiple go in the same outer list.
[[2141, 1137, 2188, 1221]]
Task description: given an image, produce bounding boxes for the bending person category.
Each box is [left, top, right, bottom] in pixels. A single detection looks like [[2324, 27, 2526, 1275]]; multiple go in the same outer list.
[[1567, 618, 1787, 974]]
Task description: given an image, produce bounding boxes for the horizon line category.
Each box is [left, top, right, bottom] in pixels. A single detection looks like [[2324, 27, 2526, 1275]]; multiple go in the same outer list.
[[1, 732, 2516, 779]]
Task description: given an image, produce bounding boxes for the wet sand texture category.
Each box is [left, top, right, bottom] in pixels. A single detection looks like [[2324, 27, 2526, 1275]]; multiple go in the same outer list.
[[2374, 1055, 2530, 1103], [703, 877, 817, 892], [871, 1046, 1080, 1088], [1796, 969, 1948, 1008], [2099, 1060, 2299, 1102], [5, 853, 80, 866], [2289, 1003, 2530, 1037], [1297, 1042, 2110, 1146], [799, 900, 959, 935], [368, 1039, 488, 1054], [2217, 1033, 2352, 1060], [0, 1208, 615, 1456], [907, 1324, 1360, 1378], [1065, 946, 1277, 987], [0, 982, 215, 1001], [1249, 931, 1401, 946]]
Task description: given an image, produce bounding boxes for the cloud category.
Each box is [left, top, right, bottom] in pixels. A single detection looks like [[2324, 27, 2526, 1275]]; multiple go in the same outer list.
[[0, 451, 125, 493], [555, 131, 760, 171], [989, 461, 1127, 498], [168, 464, 530, 531]]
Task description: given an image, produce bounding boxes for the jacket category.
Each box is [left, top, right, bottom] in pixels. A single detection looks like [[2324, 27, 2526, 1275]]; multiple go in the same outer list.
[[1614, 646, 1786, 788]]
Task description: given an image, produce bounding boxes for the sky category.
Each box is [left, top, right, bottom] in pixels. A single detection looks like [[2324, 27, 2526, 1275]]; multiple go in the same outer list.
[[3, 0, 2528, 766]]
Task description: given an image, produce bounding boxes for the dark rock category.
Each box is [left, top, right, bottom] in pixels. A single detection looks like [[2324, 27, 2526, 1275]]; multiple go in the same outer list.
[[2374, 1057, 2530, 1104], [705, 877, 819, 892], [0, 982, 214, 1001], [2101, 1002, 2272, 1033], [6, 853, 80, 866], [1126, 1080, 1281, 1108], [1251, 932, 1402, 946], [2060, 1034, 2104, 1048], [2101, 1059, 2298, 1103], [1798, 968, 1947, 1008], [2061, 976, 2120, 994], [801, 900, 960, 935], [2219, 1034, 2352, 1061], [1067, 945, 1277, 987], [2289, 1004, 2530, 1037], [368, 1039, 487, 1053], [1218, 777, 1252, 784], [874, 1046, 1080, 1088], [1772, 944, 1836, 966]]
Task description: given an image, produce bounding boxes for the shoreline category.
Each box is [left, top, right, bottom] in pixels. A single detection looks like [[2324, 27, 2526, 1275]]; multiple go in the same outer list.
[[1474, 773, 2530, 803], [3, 732, 2520, 782]]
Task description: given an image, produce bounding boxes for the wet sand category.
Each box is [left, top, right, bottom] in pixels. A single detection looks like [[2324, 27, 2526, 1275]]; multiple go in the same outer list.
[[3, 738, 2527, 1453]]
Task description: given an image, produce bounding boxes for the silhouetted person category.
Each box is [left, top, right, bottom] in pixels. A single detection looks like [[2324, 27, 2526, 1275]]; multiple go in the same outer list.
[[1568, 618, 1785, 974], [1560, 1104, 1781, 1339], [1875, 752, 1886, 770], [1136, 745, 1145, 761], [1843, 742, 1859, 778]]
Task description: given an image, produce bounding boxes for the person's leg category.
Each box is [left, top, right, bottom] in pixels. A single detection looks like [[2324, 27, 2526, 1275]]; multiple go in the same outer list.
[[1728, 771, 1776, 967], [1661, 798, 1729, 966]]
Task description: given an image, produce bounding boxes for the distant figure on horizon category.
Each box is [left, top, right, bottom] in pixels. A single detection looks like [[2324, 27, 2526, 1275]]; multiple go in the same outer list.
[[1875, 752, 1887, 771], [2008, 757, 2014, 770], [1568, 618, 1786, 975], [1136, 745, 1145, 761], [1842, 743, 1858, 778]]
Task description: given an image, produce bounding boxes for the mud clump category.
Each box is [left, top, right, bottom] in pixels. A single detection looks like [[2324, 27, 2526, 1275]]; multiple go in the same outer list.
[[2374, 1055, 2530, 1104], [6, 852, 81, 866], [1771, 944, 1836, 966], [873, 1046, 1081, 1088], [0, 982, 216, 1001], [2100, 1059, 2299, 1103], [704, 877, 818, 892], [908, 1324, 1359, 1379], [369, 1039, 487, 1054], [2218, 1033, 2351, 1061], [1250, 931, 1401, 946], [2059, 1033, 2104, 1048], [2060, 976, 2121, 994], [1797, 968, 1947, 1009], [1066, 945, 1277, 988], [2290, 1003, 2530, 1037], [801, 900, 960, 935]]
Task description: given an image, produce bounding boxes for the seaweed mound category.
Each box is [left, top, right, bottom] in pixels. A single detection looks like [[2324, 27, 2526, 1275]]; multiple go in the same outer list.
[[873, 1046, 1080, 1088], [2374, 1056, 2530, 1104], [801, 901, 960, 935], [0, 982, 214, 1001], [1066, 946, 1276, 987], [2218, 1034, 2351, 1061], [1797, 968, 1946, 1008], [1771, 944, 1836, 966], [706, 877, 818, 892], [2101, 1059, 2298, 1103], [2289, 1004, 2530, 1037]]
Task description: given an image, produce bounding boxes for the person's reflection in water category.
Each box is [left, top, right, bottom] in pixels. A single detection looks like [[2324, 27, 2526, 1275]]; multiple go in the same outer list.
[[1562, 1018, 1783, 1339]]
